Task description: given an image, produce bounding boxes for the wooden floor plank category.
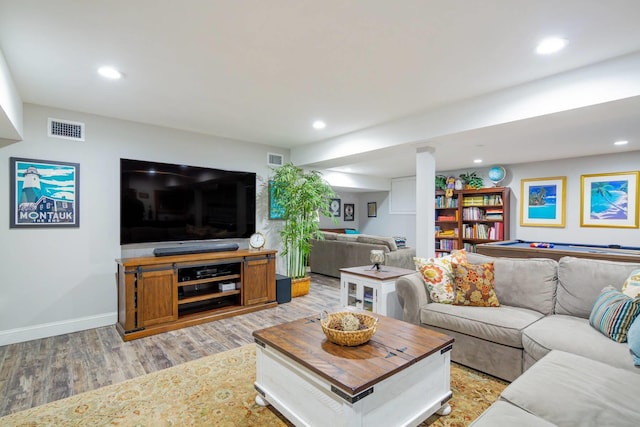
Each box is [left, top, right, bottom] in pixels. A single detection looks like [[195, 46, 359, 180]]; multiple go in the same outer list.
[[0, 274, 341, 417]]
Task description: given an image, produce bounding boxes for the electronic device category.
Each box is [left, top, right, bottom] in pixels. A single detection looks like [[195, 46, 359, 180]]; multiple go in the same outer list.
[[120, 159, 256, 245], [153, 243, 239, 257]]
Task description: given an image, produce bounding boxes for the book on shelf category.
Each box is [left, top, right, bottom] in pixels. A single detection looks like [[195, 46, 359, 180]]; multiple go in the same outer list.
[[462, 194, 503, 207], [435, 195, 459, 208], [436, 229, 457, 238]]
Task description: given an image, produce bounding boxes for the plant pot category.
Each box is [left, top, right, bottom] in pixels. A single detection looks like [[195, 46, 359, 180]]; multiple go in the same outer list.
[[291, 276, 311, 297]]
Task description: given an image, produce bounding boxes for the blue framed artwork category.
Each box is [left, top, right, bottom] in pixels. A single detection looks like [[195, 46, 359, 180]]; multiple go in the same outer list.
[[268, 180, 285, 220], [10, 157, 80, 228], [520, 176, 566, 227], [581, 171, 639, 228]]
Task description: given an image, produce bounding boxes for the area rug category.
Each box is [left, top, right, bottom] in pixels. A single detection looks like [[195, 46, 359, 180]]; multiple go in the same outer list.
[[0, 344, 507, 427]]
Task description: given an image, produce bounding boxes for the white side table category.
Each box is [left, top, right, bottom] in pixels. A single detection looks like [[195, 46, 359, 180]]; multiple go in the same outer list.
[[339, 265, 416, 320]]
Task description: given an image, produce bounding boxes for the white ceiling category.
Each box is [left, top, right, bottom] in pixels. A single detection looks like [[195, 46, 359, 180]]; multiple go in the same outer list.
[[1, 0, 640, 177]]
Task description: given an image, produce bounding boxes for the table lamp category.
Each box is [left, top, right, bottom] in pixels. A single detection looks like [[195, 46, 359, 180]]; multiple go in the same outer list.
[[370, 250, 385, 271]]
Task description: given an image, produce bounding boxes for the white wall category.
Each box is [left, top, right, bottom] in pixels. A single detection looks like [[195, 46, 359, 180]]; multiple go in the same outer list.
[[428, 151, 640, 248], [318, 191, 361, 230], [355, 191, 416, 247], [0, 48, 23, 143], [502, 152, 640, 245], [0, 104, 289, 345]]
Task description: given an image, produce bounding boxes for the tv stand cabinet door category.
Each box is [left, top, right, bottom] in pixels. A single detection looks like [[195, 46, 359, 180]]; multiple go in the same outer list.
[[243, 256, 276, 305], [138, 268, 177, 327]]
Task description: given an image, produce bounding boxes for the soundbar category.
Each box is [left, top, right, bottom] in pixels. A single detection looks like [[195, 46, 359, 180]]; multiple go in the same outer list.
[[153, 243, 240, 257]]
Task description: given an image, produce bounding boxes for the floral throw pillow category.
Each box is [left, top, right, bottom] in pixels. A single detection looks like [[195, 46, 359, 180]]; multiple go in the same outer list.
[[414, 251, 468, 304], [452, 262, 500, 307], [621, 269, 640, 298]]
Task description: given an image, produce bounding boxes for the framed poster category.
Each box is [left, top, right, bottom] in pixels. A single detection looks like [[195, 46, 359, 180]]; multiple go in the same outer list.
[[520, 176, 566, 227], [344, 203, 354, 221], [268, 180, 285, 220], [580, 171, 639, 228], [329, 198, 341, 217], [10, 157, 80, 228], [368, 202, 377, 218]]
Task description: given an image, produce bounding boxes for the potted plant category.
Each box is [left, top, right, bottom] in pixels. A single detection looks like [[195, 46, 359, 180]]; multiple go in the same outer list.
[[459, 171, 484, 189], [270, 163, 337, 296]]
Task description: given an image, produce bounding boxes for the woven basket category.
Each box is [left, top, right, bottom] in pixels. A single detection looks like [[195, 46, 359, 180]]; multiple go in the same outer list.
[[291, 277, 310, 297], [320, 311, 378, 346]]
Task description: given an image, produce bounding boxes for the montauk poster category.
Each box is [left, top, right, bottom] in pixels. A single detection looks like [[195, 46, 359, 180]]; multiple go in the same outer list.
[[10, 157, 80, 227]]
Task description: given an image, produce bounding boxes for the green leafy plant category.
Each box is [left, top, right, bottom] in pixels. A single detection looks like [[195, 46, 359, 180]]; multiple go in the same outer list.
[[270, 163, 337, 279], [435, 175, 448, 191], [459, 171, 484, 189]]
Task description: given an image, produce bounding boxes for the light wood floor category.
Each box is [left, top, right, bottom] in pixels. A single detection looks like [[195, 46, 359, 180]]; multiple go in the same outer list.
[[0, 273, 341, 418]]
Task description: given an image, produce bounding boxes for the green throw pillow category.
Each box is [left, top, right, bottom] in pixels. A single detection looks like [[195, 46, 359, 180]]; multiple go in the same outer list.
[[589, 286, 640, 343]]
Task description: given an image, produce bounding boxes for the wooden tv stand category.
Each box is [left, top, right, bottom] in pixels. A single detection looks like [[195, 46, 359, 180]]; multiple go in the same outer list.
[[116, 249, 277, 341]]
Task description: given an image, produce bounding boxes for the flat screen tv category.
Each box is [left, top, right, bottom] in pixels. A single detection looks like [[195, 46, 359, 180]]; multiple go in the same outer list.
[[120, 158, 256, 245]]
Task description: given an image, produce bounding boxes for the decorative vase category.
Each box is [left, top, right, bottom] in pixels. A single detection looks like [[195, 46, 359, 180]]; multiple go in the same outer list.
[[291, 276, 311, 297]]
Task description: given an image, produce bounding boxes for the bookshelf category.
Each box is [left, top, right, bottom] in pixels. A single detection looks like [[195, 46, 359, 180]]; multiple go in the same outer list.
[[435, 187, 510, 256]]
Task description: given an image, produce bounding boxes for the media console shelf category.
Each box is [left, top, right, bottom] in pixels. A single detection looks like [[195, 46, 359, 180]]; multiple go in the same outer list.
[[116, 249, 277, 341]]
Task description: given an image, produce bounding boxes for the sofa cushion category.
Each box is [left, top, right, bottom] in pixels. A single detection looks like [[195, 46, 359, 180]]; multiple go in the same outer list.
[[356, 234, 397, 251], [629, 317, 640, 366], [414, 251, 468, 303], [622, 268, 640, 298], [469, 401, 556, 427], [336, 233, 359, 242], [589, 286, 640, 342], [420, 303, 543, 348], [555, 256, 640, 318], [501, 350, 640, 427], [320, 231, 338, 240], [452, 262, 500, 307], [466, 252, 558, 315], [522, 314, 639, 373]]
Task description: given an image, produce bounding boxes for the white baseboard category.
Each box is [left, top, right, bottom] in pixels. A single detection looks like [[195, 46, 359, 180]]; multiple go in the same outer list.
[[0, 312, 117, 346]]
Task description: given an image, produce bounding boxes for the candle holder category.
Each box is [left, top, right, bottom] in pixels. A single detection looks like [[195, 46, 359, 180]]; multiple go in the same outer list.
[[370, 250, 385, 271]]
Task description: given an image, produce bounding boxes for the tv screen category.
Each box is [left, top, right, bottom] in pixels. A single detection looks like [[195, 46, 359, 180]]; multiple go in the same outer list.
[[120, 158, 256, 245]]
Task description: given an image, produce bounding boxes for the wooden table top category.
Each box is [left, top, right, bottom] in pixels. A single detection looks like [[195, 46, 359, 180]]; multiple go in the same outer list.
[[253, 313, 453, 396], [339, 265, 417, 280]]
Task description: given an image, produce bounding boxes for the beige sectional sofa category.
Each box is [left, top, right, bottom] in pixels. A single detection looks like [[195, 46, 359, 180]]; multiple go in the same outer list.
[[396, 252, 640, 426], [309, 231, 415, 277]]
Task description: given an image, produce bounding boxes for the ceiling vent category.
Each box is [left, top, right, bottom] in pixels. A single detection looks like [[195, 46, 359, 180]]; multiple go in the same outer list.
[[48, 118, 85, 141], [267, 153, 284, 167]]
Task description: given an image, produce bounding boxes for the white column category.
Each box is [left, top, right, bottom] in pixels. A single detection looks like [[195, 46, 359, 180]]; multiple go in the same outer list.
[[416, 147, 435, 258]]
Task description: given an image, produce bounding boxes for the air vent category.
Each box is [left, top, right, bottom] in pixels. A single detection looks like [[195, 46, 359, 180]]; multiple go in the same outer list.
[[267, 153, 284, 167], [48, 118, 85, 141]]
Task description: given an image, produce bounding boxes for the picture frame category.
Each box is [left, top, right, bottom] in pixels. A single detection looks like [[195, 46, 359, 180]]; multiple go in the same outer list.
[[344, 203, 354, 221], [10, 157, 80, 228], [520, 176, 566, 227], [329, 198, 341, 217], [268, 180, 285, 220], [580, 171, 639, 228], [367, 202, 377, 218]]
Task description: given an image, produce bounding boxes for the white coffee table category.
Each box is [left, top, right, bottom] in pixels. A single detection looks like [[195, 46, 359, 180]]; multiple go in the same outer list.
[[253, 313, 454, 427]]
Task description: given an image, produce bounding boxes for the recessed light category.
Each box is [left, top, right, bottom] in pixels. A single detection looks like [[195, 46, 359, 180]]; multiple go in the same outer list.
[[536, 37, 568, 55], [312, 120, 326, 129], [473, 159, 483, 164], [614, 140, 629, 146], [98, 66, 123, 79]]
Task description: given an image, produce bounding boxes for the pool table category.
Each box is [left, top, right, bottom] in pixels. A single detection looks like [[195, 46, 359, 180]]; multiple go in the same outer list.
[[476, 240, 640, 264]]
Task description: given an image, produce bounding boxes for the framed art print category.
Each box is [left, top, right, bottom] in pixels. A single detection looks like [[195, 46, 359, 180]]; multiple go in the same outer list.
[[10, 157, 80, 228], [344, 203, 354, 221], [268, 180, 285, 220], [368, 202, 377, 217], [520, 176, 566, 227], [329, 198, 341, 217], [580, 171, 639, 228]]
